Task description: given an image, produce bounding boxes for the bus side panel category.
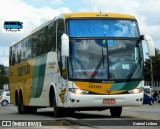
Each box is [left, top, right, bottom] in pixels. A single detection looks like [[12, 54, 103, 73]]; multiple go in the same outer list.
[[9, 59, 35, 106], [9, 52, 60, 107], [28, 52, 59, 106]]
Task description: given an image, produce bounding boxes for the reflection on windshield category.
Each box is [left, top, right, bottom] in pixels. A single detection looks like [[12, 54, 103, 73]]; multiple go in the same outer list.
[[69, 40, 108, 79], [68, 19, 138, 37], [108, 40, 143, 79], [69, 39, 143, 80]]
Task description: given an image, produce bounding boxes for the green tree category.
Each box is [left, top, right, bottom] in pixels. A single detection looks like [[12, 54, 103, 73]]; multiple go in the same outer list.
[[144, 48, 160, 83], [0, 65, 9, 89]]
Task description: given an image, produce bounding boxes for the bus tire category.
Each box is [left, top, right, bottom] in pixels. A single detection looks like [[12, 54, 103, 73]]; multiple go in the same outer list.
[[149, 100, 154, 105], [53, 95, 63, 117], [110, 107, 122, 117], [1, 100, 8, 106], [17, 93, 27, 114]]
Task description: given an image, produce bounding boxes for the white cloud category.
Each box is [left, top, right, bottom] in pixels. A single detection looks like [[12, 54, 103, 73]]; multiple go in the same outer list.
[[50, 0, 63, 4], [0, 47, 9, 66], [0, 0, 71, 66], [0, 0, 71, 34]]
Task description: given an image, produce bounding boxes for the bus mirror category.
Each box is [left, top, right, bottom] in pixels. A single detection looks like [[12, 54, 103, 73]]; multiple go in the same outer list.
[[143, 34, 155, 57], [61, 33, 69, 57]]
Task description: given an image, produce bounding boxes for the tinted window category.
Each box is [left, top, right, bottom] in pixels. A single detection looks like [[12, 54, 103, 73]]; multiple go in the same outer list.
[[38, 27, 47, 55], [57, 19, 65, 75], [27, 36, 33, 59], [10, 21, 57, 65], [17, 22, 21, 26], [11, 46, 16, 65], [48, 22, 56, 51], [5, 22, 16, 25], [15, 43, 21, 64], [21, 40, 27, 61], [68, 19, 139, 37]]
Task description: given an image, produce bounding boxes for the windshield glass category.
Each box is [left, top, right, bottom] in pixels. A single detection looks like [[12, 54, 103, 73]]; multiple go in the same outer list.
[[69, 40, 108, 79], [108, 40, 143, 79], [69, 39, 143, 80], [68, 19, 139, 37]]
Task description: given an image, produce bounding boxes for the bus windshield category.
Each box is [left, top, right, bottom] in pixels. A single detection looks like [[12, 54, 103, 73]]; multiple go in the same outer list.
[[69, 39, 143, 80], [68, 19, 139, 37]]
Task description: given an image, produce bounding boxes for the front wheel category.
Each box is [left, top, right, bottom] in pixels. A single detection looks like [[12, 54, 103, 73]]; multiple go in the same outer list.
[[53, 95, 64, 117], [1, 100, 8, 106], [110, 107, 122, 117], [149, 100, 154, 105]]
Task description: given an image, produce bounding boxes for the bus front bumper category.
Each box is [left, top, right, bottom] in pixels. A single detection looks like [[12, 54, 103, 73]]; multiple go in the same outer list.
[[67, 92, 143, 108]]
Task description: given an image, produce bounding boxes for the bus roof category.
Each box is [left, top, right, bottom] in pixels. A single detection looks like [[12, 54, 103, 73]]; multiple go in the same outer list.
[[11, 12, 136, 46], [61, 12, 136, 20]]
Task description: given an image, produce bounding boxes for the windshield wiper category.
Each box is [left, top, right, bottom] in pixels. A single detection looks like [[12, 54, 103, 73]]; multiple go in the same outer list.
[[69, 56, 74, 76], [126, 58, 142, 81], [90, 55, 105, 80]]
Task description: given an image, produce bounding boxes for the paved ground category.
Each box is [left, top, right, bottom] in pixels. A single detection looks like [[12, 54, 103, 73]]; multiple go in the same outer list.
[[0, 103, 160, 129]]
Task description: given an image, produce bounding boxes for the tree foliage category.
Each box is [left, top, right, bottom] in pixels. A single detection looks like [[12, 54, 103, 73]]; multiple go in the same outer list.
[[0, 65, 9, 89], [144, 48, 160, 81]]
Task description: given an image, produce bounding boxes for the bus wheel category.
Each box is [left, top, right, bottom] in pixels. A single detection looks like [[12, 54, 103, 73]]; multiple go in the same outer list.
[[1, 100, 8, 106], [110, 107, 122, 117], [149, 100, 154, 105], [17, 94, 26, 114], [53, 95, 63, 117]]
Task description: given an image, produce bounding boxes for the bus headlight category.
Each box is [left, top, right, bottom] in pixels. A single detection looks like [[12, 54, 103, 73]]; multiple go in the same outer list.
[[128, 87, 143, 94], [69, 88, 89, 94]]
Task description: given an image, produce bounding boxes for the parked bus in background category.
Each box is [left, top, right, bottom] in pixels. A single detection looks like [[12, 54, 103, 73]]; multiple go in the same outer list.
[[4, 21, 23, 30], [8, 12, 155, 117]]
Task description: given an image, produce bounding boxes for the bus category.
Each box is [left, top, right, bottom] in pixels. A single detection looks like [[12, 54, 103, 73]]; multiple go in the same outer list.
[[8, 12, 155, 117], [4, 21, 23, 30]]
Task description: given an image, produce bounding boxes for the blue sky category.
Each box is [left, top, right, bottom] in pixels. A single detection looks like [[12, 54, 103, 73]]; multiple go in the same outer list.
[[0, 0, 160, 66]]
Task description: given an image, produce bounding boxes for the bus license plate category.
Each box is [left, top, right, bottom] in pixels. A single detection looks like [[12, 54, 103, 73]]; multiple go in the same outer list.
[[103, 98, 115, 104]]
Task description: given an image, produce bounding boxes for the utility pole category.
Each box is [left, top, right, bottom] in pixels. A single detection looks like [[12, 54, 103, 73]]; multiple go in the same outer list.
[[150, 57, 154, 87]]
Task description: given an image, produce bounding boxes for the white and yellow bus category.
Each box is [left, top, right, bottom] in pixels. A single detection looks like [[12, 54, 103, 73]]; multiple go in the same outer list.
[[9, 12, 155, 117]]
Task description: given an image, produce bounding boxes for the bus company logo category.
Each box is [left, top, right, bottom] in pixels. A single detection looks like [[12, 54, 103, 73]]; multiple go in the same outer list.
[[106, 88, 111, 93], [2, 21, 23, 33]]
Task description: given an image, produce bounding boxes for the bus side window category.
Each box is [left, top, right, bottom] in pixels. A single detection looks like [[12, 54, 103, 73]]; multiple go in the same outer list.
[[11, 46, 16, 66], [27, 36, 32, 59], [48, 22, 56, 51], [14, 44, 20, 64], [21, 40, 27, 61], [9, 47, 12, 66], [57, 19, 66, 78]]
